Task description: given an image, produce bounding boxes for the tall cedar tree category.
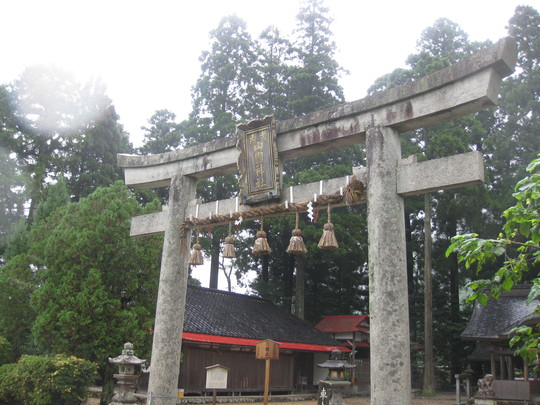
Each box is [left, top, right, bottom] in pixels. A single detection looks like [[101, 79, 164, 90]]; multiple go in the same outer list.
[[249, 0, 368, 320], [1, 66, 132, 223], [181, 15, 260, 289], [0, 86, 25, 259]]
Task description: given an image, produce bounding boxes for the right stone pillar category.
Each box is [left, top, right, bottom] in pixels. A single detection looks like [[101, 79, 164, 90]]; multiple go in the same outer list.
[[366, 126, 412, 405]]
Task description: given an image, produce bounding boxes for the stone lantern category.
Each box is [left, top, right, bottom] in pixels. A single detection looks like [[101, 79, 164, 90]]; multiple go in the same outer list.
[[317, 350, 356, 405], [108, 342, 146, 405]]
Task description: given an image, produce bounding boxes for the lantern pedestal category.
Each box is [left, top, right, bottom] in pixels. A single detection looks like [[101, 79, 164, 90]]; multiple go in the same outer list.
[[317, 380, 350, 405]]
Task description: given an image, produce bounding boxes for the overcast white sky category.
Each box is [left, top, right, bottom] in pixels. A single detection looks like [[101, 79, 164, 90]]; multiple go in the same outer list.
[[2, 0, 538, 152]]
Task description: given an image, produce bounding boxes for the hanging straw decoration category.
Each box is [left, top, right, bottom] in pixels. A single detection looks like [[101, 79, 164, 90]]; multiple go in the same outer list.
[[252, 216, 272, 255], [344, 176, 365, 206], [286, 212, 308, 255], [318, 204, 338, 250], [222, 221, 236, 259], [188, 228, 204, 265]]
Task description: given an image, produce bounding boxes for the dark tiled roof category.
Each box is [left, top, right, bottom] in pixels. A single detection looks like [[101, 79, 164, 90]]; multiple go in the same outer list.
[[184, 285, 340, 346], [315, 315, 369, 333], [461, 289, 539, 340]]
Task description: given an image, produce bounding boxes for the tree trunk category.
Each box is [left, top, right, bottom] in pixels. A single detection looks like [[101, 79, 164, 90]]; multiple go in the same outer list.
[[448, 220, 461, 380], [423, 193, 435, 395], [284, 254, 294, 312], [209, 236, 220, 289], [405, 207, 416, 341], [262, 255, 269, 283], [295, 255, 306, 320]]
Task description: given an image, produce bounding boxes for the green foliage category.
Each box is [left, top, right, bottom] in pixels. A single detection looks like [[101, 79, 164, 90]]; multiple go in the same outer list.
[[0, 137, 26, 259], [32, 175, 71, 226], [138, 109, 183, 154], [447, 155, 540, 360], [29, 182, 162, 363], [0, 254, 38, 358], [1, 66, 132, 227], [288, 0, 345, 115], [0, 337, 13, 366], [0, 354, 97, 405], [0, 363, 18, 404]]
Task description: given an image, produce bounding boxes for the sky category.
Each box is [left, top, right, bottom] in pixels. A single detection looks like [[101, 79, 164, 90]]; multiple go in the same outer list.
[[2, 0, 538, 150], [2, 0, 538, 290]]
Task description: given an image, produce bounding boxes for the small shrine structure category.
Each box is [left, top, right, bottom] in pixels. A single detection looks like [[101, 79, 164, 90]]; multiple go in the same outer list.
[[462, 286, 540, 402]]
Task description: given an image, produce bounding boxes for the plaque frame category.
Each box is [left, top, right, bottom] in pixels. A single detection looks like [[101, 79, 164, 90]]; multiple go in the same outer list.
[[236, 115, 281, 205]]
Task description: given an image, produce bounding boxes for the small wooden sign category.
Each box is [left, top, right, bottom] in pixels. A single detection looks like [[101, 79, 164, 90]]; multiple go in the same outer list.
[[236, 115, 281, 205], [256, 339, 280, 360], [205, 364, 229, 390]]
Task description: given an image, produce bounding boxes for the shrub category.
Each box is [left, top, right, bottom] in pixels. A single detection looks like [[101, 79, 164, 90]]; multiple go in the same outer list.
[[0, 337, 13, 366], [0, 354, 97, 405], [0, 363, 18, 404]]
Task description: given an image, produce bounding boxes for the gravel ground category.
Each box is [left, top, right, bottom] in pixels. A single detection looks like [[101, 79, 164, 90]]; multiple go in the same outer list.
[[88, 393, 458, 405]]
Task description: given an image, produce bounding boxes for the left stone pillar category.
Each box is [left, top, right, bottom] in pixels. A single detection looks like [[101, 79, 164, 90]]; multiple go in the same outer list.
[[148, 174, 197, 405]]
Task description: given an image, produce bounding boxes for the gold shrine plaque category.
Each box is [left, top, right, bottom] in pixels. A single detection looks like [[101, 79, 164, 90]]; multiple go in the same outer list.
[[236, 115, 281, 205]]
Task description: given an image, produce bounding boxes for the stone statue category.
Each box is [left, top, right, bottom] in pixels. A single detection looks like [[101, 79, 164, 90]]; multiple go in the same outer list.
[[475, 374, 495, 399]]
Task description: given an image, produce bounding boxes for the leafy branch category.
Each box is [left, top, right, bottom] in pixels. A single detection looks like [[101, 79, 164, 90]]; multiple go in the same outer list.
[[446, 154, 540, 361]]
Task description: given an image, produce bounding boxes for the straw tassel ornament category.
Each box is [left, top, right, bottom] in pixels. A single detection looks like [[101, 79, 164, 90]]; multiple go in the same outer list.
[[252, 217, 272, 255], [222, 221, 236, 259], [286, 212, 308, 255], [344, 176, 365, 206], [188, 229, 204, 265], [318, 204, 339, 250]]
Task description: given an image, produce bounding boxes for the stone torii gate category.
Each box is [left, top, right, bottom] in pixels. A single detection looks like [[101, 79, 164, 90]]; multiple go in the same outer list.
[[118, 38, 516, 405]]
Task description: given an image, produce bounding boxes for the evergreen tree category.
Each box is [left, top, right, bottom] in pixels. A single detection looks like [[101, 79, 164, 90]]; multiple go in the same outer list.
[[32, 175, 71, 226], [3, 66, 81, 224], [180, 15, 260, 288], [28, 182, 163, 402], [62, 102, 132, 201], [288, 0, 345, 116], [0, 149, 25, 261], [256, 26, 293, 120], [484, 5, 540, 214], [138, 109, 183, 154], [1, 66, 131, 222], [185, 15, 259, 145], [0, 253, 38, 359]]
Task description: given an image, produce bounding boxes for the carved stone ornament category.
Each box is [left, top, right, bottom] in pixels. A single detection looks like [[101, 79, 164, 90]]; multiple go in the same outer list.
[[475, 374, 495, 399], [236, 115, 281, 205]]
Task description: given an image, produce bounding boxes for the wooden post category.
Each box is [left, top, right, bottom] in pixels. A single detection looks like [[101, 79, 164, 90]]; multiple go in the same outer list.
[[264, 358, 271, 405], [256, 340, 279, 405]]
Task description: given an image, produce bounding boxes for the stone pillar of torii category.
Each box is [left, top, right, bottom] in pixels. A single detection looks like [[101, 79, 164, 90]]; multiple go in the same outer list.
[[118, 38, 517, 405]]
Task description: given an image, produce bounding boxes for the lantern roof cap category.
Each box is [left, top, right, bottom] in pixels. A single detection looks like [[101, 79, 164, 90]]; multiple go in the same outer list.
[[108, 342, 146, 366], [317, 359, 356, 369]]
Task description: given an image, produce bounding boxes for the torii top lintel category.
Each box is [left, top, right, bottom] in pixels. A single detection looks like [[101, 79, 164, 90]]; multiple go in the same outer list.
[[118, 37, 517, 189]]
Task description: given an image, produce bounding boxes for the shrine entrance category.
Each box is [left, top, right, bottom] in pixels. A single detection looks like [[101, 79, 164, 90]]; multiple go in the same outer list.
[[118, 38, 517, 405]]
